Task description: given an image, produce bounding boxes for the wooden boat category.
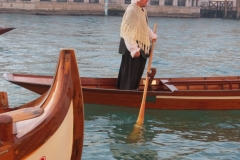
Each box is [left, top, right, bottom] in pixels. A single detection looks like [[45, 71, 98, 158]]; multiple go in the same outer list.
[[0, 49, 84, 159], [0, 27, 15, 35], [4, 69, 240, 110]]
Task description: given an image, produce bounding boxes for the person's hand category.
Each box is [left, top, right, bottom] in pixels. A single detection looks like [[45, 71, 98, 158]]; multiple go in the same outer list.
[[152, 38, 157, 42], [133, 51, 140, 58]]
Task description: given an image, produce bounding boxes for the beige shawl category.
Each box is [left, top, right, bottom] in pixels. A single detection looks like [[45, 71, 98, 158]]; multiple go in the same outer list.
[[120, 4, 150, 54]]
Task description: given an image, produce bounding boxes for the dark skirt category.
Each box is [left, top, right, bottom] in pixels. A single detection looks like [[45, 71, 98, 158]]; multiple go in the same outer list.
[[116, 50, 147, 90]]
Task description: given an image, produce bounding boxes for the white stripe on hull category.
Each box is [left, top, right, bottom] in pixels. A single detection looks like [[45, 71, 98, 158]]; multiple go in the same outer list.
[[157, 96, 240, 100], [24, 101, 74, 160]]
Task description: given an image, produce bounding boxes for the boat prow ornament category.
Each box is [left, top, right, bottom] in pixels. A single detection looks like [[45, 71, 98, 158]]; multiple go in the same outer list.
[[0, 49, 84, 159]]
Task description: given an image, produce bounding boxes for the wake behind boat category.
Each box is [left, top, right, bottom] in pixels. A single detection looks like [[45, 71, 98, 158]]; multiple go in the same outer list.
[[4, 72, 240, 110], [0, 49, 84, 159]]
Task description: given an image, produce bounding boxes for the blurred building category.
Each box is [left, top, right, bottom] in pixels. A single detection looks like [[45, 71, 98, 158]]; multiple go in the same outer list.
[[0, 0, 239, 18]]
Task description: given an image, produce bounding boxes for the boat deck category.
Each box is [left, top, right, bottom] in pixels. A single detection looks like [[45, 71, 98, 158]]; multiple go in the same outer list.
[[81, 76, 240, 92]]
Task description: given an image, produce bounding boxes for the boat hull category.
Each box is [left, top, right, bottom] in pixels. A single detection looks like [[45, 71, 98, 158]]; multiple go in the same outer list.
[[4, 74, 240, 110], [0, 49, 84, 159], [83, 88, 240, 110], [0, 27, 15, 35]]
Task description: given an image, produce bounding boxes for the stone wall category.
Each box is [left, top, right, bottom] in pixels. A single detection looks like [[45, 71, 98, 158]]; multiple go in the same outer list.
[[0, 1, 200, 17]]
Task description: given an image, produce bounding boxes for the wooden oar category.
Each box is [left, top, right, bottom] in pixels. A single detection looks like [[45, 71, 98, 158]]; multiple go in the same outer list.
[[136, 23, 157, 125], [126, 23, 157, 143]]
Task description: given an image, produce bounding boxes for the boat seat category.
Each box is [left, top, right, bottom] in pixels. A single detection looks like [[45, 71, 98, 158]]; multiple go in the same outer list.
[[0, 107, 44, 123], [0, 107, 44, 141], [160, 80, 178, 92]]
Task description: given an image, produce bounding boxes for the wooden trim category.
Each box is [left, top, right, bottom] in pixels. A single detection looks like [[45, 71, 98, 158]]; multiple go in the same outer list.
[[0, 107, 44, 123], [157, 95, 240, 99]]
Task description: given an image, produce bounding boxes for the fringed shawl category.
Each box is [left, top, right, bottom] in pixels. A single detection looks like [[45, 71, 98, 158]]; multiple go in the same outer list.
[[120, 4, 150, 54]]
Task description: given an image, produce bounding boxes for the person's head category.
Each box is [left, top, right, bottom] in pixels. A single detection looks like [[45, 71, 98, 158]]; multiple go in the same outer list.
[[137, 0, 148, 7], [131, 0, 148, 7]]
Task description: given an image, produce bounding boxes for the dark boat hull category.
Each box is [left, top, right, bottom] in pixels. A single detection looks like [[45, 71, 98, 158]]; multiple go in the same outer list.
[[0, 27, 15, 35]]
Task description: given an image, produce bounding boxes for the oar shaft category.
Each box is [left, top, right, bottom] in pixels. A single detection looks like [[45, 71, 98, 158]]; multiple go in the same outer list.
[[136, 23, 157, 125]]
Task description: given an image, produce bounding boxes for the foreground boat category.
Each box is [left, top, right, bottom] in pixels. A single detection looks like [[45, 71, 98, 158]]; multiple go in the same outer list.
[[4, 71, 240, 110], [0, 27, 15, 35], [0, 49, 84, 159]]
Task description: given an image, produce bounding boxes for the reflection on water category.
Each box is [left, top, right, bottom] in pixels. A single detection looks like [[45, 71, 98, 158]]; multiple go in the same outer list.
[[1, 14, 240, 159]]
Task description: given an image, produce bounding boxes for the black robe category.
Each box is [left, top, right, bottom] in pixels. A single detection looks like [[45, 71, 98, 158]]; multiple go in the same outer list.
[[116, 38, 149, 90]]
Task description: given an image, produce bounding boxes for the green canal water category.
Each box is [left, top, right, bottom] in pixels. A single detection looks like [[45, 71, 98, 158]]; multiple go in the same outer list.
[[1, 14, 240, 159]]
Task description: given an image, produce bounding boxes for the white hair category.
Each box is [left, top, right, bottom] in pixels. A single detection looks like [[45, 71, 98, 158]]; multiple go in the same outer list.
[[131, 0, 140, 4]]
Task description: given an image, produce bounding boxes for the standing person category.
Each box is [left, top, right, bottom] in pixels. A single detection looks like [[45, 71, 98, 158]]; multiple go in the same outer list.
[[116, 0, 157, 90]]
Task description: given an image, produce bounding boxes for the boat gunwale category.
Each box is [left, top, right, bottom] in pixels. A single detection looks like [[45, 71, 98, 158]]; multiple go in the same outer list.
[[5, 73, 240, 93]]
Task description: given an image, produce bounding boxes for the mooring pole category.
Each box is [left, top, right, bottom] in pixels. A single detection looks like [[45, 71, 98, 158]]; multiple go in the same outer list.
[[237, 0, 240, 19], [224, 0, 228, 18], [104, 0, 108, 16]]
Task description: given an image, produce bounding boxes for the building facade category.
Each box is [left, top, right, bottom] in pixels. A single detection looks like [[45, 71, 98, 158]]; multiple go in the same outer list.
[[0, 0, 237, 17]]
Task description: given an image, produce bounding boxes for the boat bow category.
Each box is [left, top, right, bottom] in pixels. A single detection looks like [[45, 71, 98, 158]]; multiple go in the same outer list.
[[0, 28, 15, 35], [0, 49, 84, 159]]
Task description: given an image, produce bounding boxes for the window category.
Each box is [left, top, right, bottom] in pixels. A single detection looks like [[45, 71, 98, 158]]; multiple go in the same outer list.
[[125, 0, 131, 4], [150, 0, 159, 5], [165, 0, 173, 5], [178, 0, 185, 6], [74, 0, 84, 2], [89, 0, 99, 3]]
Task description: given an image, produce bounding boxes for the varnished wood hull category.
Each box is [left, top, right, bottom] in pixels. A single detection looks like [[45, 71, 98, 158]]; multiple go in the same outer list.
[[5, 73, 240, 110], [0, 49, 84, 159], [0, 27, 15, 35]]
